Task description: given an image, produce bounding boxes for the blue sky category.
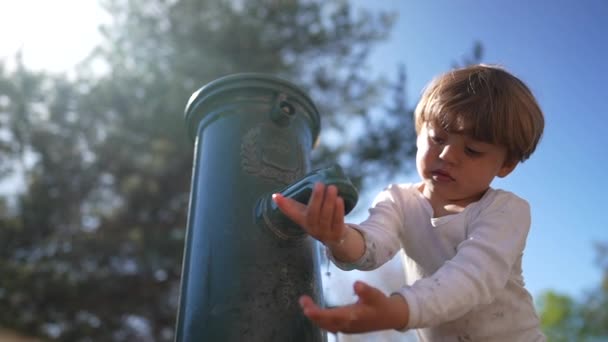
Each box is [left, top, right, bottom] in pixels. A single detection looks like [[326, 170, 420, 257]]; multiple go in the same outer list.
[[1, 0, 606, 302], [352, 0, 608, 300]]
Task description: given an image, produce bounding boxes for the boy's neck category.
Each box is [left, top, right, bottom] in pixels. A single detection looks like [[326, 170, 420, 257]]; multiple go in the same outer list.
[[417, 182, 488, 218]]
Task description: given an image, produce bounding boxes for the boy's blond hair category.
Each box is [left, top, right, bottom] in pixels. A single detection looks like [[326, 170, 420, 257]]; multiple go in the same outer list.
[[414, 64, 544, 163]]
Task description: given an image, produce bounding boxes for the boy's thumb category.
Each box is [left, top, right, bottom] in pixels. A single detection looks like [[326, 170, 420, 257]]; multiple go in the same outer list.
[[354, 281, 381, 303]]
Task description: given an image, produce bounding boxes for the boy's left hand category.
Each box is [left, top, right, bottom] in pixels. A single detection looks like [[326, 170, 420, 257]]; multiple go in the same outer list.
[[299, 281, 409, 334]]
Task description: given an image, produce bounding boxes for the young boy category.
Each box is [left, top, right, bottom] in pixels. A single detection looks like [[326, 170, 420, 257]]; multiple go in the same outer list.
[[273, 64, 546, 341]]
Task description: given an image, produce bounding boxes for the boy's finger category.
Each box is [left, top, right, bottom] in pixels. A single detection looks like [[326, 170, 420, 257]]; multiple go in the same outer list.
[[332, 197, 345, 232], [319, 185, 338, 229], [311, 313, 345, 333], [298, 295, 317, 309], [354, 281, 383, 304], [304, 304, 359, 333], [305, 183, 325, 227], [299, 295, 324, 319], [273, 193, 307, 227]]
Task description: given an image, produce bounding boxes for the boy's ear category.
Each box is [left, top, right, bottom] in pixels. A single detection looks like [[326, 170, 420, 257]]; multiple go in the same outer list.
[[497, 159, 518, 178]]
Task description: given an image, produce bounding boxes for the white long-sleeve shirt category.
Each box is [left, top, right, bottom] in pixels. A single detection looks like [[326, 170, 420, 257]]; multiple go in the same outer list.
[[331, 183, 545, 341]]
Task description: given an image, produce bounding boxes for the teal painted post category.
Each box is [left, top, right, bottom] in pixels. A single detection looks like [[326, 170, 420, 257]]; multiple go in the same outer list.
[[175, 74, 357, 341]]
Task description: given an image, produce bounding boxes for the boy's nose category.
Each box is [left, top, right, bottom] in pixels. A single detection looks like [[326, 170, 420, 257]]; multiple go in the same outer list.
[[439, 144, 459, 164]]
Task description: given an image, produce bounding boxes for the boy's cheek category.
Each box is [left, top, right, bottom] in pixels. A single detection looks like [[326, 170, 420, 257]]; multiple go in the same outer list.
[[415, 134, 427, 150]]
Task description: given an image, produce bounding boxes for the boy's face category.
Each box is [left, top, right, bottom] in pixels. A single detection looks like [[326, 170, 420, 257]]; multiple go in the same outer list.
[[416, 122, 516, 207]]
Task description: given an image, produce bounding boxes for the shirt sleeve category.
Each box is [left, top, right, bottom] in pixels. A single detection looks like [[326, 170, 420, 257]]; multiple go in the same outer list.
[[396, 192, 531, 329], [329, 184, 408, 271]]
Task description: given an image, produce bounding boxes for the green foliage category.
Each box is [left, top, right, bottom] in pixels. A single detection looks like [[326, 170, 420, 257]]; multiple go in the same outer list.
[[538, 242, 608, 341], [0, 1, 411, 340], [538, 291, 579, 341], [0, 1, 489, 340]]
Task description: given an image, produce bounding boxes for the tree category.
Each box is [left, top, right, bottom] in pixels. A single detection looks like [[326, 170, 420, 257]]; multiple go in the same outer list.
[[1, 1, 407, 340], [0, 1, 486, 340], [0, 56, 116, 339], [537, 291, 580, 341], [538, 241, 608, 341]]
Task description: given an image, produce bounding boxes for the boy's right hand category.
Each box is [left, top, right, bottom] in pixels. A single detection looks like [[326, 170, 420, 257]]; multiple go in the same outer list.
[[272, 182, 347, 246]]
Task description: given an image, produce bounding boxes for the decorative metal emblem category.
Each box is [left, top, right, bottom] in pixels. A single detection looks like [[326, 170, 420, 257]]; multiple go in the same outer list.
[[241, 123, 305, 185]]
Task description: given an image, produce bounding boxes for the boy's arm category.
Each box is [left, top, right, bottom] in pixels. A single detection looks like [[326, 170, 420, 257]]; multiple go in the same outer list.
[[272, 183, 366, 262], [299, 281, 410, 334], [398, 193, 531, 328], [329, 184, 408, 271], [324, 223, 366, 263]]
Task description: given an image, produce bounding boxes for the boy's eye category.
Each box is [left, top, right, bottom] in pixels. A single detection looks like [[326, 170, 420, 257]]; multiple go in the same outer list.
[[430, 135, 444, 144], [465, 147, 482, 156]]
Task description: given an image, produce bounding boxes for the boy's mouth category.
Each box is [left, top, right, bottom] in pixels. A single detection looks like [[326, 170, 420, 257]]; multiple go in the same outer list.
[[431, 169, 455, 181]]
